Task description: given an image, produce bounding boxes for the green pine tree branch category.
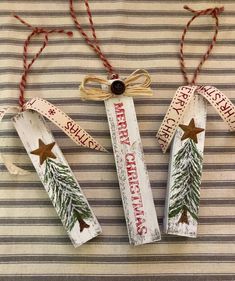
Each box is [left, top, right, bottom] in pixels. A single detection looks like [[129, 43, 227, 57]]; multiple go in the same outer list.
[[44, 158, 93, 231], [169, 139, 203, 223]]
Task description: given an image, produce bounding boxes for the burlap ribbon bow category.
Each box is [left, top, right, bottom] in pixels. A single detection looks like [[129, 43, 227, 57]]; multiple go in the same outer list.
[[79, 69, 153, 100]]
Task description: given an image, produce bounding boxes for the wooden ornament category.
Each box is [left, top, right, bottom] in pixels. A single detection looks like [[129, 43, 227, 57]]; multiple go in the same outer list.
[[105, 95, 161, 245], [13, 110, 102, 247], [164, 94, 206, 237]]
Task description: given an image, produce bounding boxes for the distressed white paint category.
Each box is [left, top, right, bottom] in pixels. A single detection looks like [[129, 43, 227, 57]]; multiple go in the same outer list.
[[105, 96, 161, 245], [13, 110, 102, 247], [164, 94, 207, 238]]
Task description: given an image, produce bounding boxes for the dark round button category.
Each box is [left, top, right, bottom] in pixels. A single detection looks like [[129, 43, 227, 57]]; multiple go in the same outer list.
[[110, 80, 126, 95]]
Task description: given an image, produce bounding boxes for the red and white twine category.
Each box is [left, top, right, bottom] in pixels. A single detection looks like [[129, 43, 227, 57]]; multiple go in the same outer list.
[[180, 5, 224, 85], [14, 14, 73, 109], [69, 0, 118, 79]]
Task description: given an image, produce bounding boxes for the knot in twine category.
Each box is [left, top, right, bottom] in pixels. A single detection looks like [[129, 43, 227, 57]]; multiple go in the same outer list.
[[184, 5, 224, 18], [79, 69, 153, 101], [180, 5, 224, 85], [13, 14, 73, 109]]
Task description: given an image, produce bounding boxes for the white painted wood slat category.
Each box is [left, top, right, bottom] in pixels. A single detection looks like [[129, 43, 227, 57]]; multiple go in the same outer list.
[[164, 94, 207, 238], [105, 95, 161, 245], [13, 110, 102, 247]]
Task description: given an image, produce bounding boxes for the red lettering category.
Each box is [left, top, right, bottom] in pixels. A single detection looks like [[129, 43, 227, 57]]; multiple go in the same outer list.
[[69, 124, 78, 134], [173, 106, 183, 115], [126, 152, 147, 235], [114, 102, 130, 146], [126, 152, 135, 162], [137, 225, 147, 235], [64, 121, 72, 130], [167, 118, 175, 125], [181, 86, 192, 93]]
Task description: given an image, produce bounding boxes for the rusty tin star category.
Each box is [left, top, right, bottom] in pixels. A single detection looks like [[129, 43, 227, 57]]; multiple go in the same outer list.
[[179, 118, 204, 143], [31, 139, 56, 165]]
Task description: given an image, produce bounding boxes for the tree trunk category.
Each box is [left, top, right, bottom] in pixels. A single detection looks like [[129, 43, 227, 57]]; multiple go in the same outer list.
[[178, 207, 189, 224], [78, 217, 90, 232]]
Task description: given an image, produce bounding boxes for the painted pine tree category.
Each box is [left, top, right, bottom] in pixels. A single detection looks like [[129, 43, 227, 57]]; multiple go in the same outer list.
[[14, 113, 102, 247], [168, 138, 203, 225], [44, 158, 92, 232]]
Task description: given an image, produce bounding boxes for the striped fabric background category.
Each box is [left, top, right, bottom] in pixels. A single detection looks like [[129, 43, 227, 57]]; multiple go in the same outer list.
[[0, 0, 234, 280]]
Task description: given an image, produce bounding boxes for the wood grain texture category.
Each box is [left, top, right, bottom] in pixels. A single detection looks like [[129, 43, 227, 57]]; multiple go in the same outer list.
[[105, 96, 161, 245], [164, 94, 207, 238], [12, 110, 102, 247]]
